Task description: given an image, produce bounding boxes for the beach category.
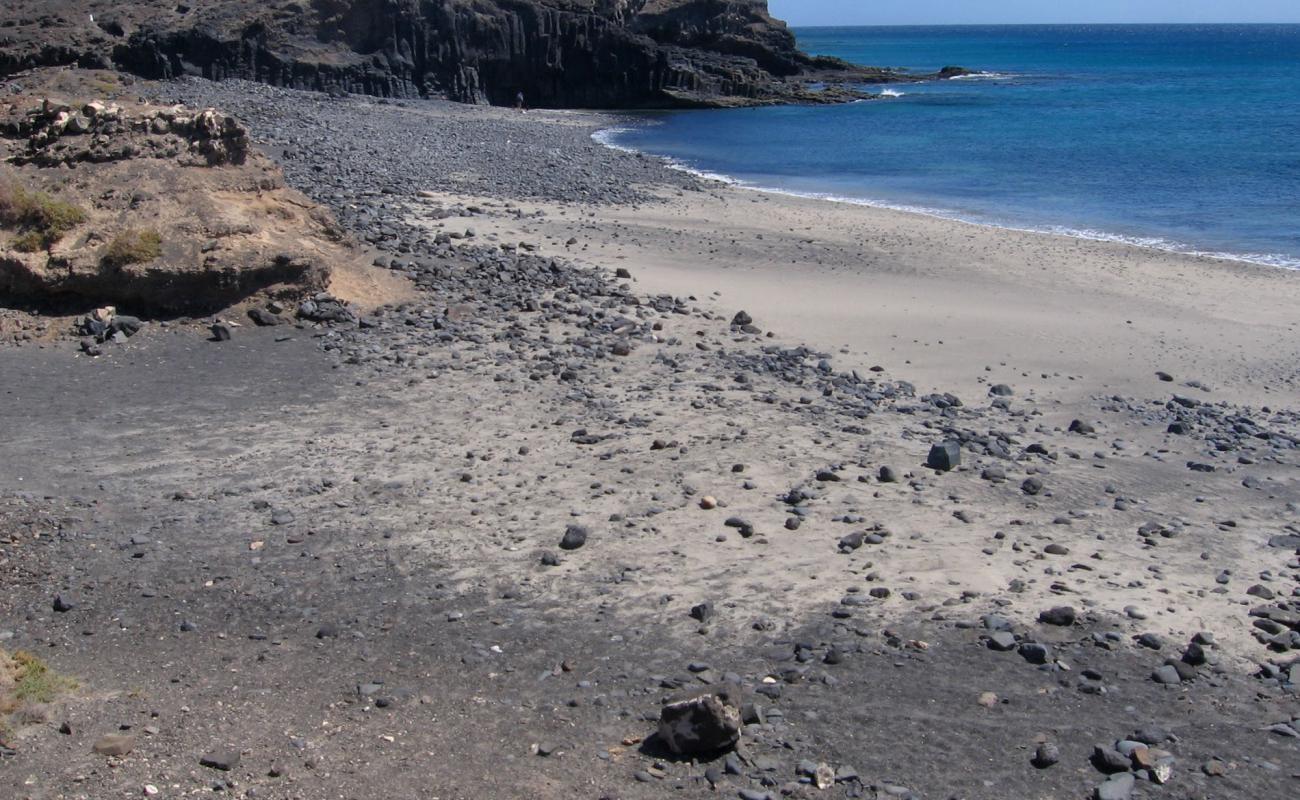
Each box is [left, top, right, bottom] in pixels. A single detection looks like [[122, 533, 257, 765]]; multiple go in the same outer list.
[[1, 79, 1297, 799], [414, 169, 1300, 407]]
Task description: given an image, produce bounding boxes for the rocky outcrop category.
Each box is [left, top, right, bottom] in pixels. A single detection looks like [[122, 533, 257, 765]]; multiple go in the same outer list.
[[0, 71, 380, 314], [1, 1, 938, 108]]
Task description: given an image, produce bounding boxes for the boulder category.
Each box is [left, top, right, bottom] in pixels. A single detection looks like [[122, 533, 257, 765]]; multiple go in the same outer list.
[[658, 692, 742, 756], [926, 441, 961, 471]]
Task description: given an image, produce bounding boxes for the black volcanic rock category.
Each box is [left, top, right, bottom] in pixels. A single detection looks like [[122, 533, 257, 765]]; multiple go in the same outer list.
[[0, 1, 944, 108]]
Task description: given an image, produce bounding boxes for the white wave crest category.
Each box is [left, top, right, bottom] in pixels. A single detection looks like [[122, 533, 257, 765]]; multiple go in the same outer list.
[[947, 71, 1014, 81], [879, 88, 905, 98]]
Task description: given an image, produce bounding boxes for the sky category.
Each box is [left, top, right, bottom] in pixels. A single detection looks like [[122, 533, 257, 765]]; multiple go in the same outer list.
[[767, 0, 1300, 26]]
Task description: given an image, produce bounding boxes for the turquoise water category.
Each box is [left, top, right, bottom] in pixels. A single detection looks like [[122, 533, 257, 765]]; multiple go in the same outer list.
[[600, 25, 1300, 268]]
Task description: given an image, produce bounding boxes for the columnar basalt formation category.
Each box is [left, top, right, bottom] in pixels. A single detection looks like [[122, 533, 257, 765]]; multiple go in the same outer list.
[[0, 1, 932, 108]]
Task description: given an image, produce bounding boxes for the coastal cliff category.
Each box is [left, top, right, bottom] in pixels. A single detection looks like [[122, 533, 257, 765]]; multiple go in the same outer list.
[[0, 1, 919, 108]]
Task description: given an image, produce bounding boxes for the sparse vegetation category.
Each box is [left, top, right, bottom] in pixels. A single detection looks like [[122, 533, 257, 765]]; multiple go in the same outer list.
[[0, 176, 87, 252], [11, 230, 46, 253], [11, 651, 75, 704], [0, 649, 75, 732], [102, 228, 163, 268]]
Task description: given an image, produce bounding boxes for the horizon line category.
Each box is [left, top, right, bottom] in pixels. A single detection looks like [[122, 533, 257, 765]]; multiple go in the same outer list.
[[786, 21, 1300, 28]]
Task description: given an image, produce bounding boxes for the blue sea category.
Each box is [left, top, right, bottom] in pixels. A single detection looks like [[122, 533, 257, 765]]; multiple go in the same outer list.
[[598, 25, 1300, 268]]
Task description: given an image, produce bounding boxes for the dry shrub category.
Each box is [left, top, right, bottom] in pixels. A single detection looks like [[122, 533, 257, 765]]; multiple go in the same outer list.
[[0, 174, 87, 251], [102, 228, 163, 267]]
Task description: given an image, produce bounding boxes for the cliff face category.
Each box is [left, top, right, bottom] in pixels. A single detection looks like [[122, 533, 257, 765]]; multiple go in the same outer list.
[[0, 1, 883, 108]]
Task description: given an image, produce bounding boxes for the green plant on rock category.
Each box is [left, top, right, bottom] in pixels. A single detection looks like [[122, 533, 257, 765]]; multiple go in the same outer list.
[[102, 229, 163, 268]]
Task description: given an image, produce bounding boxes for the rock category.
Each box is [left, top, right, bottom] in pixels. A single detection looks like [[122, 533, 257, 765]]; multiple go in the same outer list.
[[1095, 773, 1136, 800], [981, 466, 1006, 482], [1038, 606, 1076, 626], [92, 734, 136, 756], [878, 466, 899, 483], [989, 384, 1013, 397], [723, 517, 755, 537], [1021, 477, 1044, 495], [699, 496, 717, 510], [1032, 742, 1060, 768], [731, 310, 753, 327], [926, 441, 961, 471], [52, 594, 74, 613], [1018, 642, 1050, 664], [987, 631, 1017, 651], [558, 524, 588, 550], [1152, 664, 1183, 685], [210, 322, 233, 341], [1044, 543, 1069, 555], [1091, 746, 1131, 774], [247, 308, 282, 326], [689, 602, 714, 623], [200, 750, 241, 771], [1069, 419, 1096, 435], [1135, 633, 1164, 650], [657, 692, 741, 756], [1182, 641, 1208, 665]]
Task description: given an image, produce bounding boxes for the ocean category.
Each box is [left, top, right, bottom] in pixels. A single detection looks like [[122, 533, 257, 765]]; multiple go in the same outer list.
[[597, 24, 1300, 269]]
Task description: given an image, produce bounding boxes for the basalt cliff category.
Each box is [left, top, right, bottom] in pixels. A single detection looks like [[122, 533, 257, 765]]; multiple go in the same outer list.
[[0, 1, 940, 108]]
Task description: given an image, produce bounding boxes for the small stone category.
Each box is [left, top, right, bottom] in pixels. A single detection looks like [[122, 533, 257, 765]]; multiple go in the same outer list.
[[200, 750, 241, 771], [1095, 773, 1136, 800], [93, 734, 136, 757], [1032, 742, 1060, 768], [1038, 606, 1076, 626], [700, 496, 717, 510], [1151, 664, 1182, 685], [690, 602, 714, 623], [987, 631, 1017, 651], [559, 524, 588, 550], [1092, 746, 1131, 774], [926, 441, 961, 471], [1019, 642, 1050, 664], [657, 692, 741, 755], [210, 323, 233, 342]]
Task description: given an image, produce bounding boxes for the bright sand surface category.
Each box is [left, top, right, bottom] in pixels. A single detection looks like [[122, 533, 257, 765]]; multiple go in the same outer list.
[[413, 181, 1300, 408]]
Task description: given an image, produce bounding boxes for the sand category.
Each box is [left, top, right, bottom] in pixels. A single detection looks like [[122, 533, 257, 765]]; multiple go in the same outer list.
[[2, 90, 1297, 800], [411, 179, 1299, 407]]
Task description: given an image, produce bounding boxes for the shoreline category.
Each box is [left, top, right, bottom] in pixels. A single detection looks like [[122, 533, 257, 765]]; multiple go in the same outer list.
[[591, 124, 1300, 273], [2, 78, 1297, 800]]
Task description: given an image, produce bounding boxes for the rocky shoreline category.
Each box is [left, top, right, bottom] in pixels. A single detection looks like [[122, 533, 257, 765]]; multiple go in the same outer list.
[[0, 77, 1297, 800], [0, 1, 965, 110]]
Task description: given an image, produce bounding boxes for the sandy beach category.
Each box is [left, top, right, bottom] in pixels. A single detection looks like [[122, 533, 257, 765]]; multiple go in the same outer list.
[[413, 165, 1300, 408], [2, 81, 1297, 800]]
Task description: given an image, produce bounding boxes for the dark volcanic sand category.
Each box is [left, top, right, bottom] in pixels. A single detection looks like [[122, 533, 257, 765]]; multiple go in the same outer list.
[[1, 79, 1297, 800]]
